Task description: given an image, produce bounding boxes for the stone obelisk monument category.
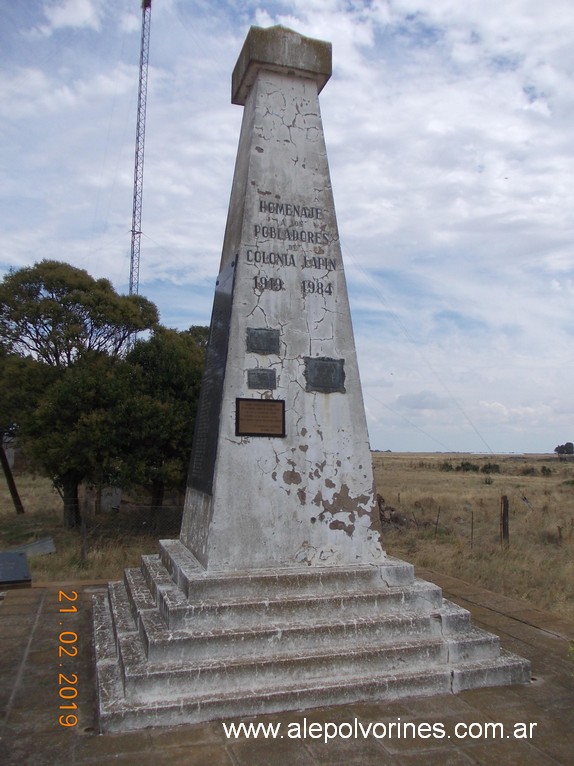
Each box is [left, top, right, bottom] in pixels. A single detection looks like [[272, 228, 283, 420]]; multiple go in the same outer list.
[[94, 26, 530, 732], [180, 25, 383, 571]]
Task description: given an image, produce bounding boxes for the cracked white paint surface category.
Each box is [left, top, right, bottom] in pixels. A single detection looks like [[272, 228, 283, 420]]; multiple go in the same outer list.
[[181, 38, 385, 571]]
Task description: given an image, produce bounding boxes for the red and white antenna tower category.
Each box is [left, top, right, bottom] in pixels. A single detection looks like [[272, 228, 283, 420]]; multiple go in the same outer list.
[[129, 0, 152, 296]]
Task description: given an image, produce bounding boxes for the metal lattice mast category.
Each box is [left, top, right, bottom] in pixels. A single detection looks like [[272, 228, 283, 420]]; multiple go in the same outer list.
[[129, 0, 152, 296]]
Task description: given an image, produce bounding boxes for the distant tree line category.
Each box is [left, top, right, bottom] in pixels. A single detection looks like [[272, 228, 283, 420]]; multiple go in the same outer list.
[[0, 260, 207, 528], [554, 442, 574, 456]]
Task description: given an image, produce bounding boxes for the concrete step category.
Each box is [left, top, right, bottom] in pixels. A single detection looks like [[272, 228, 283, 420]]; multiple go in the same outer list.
[[94, 588, 450, 728], [118, 558, 473, 663], [93, 592, 118, 662], [118, 626, 502, 702], [107, 578, 500, 699], [97, 630, 529, 734], [112, 573, 474, 665], [93, 546, 531, 734], [451, 649, 532, 692], [120, 633, 447, 700], [137, 600, 474, 663], [107, 580, 137, 645], [135, 554, 443, 631], [162, 580, 442, 630], [124, 567, 156, 619], [99, 655, 454, 732], [158, 538, 416, 598], [111, 571, 471, 664]]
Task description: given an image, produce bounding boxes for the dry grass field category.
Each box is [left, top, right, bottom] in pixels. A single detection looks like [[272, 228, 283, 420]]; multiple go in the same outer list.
[[2, 454, 573, 623], [373, 452, 574, 621], [0, 475, 165, 582]]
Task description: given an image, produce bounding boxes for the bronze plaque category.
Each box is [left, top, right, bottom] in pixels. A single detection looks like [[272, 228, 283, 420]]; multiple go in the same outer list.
[[304, 356, 346, 393], [246, 327, 280, 355], [236, 398, 286, 437], [247, 368, 277, 390]]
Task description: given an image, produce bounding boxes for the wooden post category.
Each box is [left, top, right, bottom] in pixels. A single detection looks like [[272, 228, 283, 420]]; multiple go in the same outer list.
[[0, 441, 25, 514], [500, 495, 509, 549], [434, 506, 441, 537], [80, 492, 89, 566]]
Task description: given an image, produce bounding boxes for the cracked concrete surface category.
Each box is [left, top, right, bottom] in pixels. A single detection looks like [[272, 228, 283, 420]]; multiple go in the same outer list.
[[181, 48, 383, 572]]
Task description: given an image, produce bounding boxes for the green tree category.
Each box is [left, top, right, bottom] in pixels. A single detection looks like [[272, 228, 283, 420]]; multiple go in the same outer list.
[[19, 353, 133, 528], [0, 259, 157, 365], [0, 351, 48, 514], [120, 328, 205, 509], [0, 261, 158, 527], [186, 324, 210, 350]]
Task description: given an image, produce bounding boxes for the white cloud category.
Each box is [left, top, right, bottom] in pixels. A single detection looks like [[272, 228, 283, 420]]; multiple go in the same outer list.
[[2, 0, 574, 452], [33, 0, 103, 37], [0, 64, 136, 119], [118, 11, 140, 35]]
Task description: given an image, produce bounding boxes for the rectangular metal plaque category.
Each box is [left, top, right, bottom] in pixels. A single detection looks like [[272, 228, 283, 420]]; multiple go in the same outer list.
[[236, 398, 286, 437], [304, 356, 346, 393], [246, 328, 280, 355], [247, 368, 277, 390], [0, 551, 31, 589]]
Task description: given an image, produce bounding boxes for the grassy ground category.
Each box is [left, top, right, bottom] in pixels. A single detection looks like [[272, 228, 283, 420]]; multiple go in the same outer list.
[[2, 455, 573, 622], [0, 474, 177, 582], [373, 452, 574, 621]]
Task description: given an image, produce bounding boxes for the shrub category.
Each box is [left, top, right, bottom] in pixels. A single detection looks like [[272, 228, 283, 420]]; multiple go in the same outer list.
[[456, 461, 480, 472]]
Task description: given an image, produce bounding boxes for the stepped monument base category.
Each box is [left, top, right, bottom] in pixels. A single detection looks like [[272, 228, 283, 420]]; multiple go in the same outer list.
[[94, 540, 529, 732]]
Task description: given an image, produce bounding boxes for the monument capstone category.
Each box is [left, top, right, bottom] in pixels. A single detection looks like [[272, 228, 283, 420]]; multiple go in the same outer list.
[[94, 25, 530, 732]]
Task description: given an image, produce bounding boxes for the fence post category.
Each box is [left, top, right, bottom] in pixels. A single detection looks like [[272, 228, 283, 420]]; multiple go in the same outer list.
[[434, 506, 441, 537], [500, 495, 510, 549]]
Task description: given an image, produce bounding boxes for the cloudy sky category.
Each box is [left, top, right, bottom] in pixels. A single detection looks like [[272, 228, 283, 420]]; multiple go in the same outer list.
[[2, 0, 574, 453]]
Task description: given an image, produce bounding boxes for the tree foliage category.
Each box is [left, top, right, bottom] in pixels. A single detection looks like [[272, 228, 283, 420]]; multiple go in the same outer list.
[[0, 260, 158, 366], [119, 328, 205, 507], [186, 324, 209, 350], [18, 353, 133, 527], [554, 442, 574, 455], [0, 261, 159, 528]]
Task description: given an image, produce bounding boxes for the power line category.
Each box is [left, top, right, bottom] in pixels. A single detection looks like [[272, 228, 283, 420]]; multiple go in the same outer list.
[[364, 389, 455, 452], [344, 248, 495, 453]]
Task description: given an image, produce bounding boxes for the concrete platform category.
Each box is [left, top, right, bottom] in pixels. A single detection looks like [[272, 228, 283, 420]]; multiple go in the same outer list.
[[1, 568, 573, 765], [93, 542, 530, 731]]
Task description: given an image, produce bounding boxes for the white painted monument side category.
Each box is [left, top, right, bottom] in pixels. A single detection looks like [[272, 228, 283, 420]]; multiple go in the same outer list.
[[181, 27, 385, 571]]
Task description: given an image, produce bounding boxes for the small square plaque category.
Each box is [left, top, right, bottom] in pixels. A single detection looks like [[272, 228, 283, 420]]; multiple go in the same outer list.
[[236, 398, 286, 437], [304, 357, 346, 394], [246, 328, 280, 355], [247, 368, 277, 390]]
